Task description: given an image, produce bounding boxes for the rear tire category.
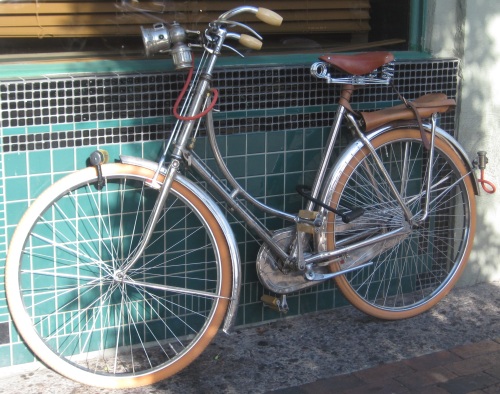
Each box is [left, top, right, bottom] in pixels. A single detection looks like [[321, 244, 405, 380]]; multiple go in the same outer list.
[[327, 129, 476, 319]]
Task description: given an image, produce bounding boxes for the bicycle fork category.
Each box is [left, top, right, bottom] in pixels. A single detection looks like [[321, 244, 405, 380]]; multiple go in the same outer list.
[[119, 159, 180, 275]]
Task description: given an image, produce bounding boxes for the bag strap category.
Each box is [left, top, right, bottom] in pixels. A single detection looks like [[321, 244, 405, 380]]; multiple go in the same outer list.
[[391, 82, 430, 150]]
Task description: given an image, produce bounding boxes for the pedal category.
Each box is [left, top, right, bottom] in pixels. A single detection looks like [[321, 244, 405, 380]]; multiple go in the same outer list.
[[261, 294, 289, 313]]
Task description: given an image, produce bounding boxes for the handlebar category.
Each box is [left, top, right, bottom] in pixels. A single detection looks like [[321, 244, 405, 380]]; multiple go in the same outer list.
[[141, 6, 283, 68], [256, 7, 283, 26], [219, 6, 283, 26]]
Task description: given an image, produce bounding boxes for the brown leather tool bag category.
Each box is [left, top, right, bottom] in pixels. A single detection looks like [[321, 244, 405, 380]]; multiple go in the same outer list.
[[359, 93, 456, 149]]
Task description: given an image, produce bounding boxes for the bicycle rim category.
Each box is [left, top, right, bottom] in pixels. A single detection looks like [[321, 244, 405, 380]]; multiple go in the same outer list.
[[327, 129, 476, 319], [6, 163, 232, 388]]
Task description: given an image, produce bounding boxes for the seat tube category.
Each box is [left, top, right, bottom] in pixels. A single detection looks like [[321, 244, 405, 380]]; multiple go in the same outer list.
[[306, 105, 346, 211]]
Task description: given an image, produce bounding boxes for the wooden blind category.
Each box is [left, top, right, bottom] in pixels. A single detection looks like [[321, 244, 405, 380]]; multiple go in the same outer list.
[[0, 0, 370, 39]]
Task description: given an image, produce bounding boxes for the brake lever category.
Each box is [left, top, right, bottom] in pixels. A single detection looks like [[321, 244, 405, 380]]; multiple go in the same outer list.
[[212, 19, 263, 41], [222, 44, 245, 58]]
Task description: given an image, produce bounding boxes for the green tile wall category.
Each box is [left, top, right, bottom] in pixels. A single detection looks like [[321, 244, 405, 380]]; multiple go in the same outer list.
[[0, 58, 459, 367]]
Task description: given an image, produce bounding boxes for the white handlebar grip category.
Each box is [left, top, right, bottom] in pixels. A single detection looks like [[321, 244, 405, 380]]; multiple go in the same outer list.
[[240, 34, 263, 50], [256, 8, 283, 26]]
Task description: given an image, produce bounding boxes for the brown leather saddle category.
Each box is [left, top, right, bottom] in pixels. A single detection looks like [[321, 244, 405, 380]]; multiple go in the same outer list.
[[320, 52, 456, 149]]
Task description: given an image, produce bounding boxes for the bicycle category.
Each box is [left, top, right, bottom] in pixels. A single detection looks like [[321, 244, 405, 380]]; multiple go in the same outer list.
[[4, 5, 492, 389]]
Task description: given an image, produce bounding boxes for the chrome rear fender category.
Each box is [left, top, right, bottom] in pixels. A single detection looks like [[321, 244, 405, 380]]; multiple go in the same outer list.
[[316, 120, 479, 252]]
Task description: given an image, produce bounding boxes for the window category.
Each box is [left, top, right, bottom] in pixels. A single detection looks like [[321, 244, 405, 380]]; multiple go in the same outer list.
[[0, 0, 412, 59]]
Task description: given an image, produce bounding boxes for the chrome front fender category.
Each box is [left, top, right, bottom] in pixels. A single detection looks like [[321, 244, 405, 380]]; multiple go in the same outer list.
[[120, 155, 241, 334]]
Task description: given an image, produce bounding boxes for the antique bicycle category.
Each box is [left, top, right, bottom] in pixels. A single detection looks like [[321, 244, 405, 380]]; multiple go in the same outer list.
[[5, 5, 492, 389]]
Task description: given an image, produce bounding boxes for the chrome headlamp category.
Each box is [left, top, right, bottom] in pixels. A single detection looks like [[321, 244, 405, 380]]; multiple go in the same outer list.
[[141, 22, 192, 70]]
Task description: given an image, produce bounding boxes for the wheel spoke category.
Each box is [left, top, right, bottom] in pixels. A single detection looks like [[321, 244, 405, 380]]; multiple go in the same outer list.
[[6, 164, 231, 387], [329, 130, 474, 318]]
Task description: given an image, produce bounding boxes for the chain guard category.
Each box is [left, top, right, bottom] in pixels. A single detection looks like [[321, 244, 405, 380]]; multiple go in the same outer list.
[[256, 227, 328, 294]]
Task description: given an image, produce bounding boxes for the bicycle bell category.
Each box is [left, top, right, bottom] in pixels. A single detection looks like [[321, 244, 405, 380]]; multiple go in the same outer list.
[[141, 22, 192, 69]]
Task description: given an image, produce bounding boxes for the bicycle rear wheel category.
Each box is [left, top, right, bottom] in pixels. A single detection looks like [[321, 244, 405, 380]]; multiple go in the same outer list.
[[6, 163, 232, 388], [326, 128, 476, 319]]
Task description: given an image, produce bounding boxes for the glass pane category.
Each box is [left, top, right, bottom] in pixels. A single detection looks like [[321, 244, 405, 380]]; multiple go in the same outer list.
[[0, 0, 411, 59]]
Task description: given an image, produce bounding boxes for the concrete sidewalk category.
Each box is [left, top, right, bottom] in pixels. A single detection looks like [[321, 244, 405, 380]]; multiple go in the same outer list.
[[0, 282, 499, 393], [273, 338, 500, 393]]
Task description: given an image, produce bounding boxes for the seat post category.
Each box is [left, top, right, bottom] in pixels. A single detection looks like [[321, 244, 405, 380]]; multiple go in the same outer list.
[[339, 83, 355, 110]]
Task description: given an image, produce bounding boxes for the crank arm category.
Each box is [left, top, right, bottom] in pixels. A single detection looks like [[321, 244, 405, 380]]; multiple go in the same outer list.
[[305, 261, 374, 281]]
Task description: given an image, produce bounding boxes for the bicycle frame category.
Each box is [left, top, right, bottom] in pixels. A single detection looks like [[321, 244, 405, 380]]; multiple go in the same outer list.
[[122, 4, 479, 293], [121, 33, 439, 284]]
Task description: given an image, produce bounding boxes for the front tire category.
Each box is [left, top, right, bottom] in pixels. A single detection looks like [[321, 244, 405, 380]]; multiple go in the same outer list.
[[6, 163, 232, 388]]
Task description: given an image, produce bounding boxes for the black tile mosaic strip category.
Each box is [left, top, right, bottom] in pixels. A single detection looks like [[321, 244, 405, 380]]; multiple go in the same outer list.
[[2, 124, 169, 153], [2, 111, 339, 153], [1, 59, 459, 153]]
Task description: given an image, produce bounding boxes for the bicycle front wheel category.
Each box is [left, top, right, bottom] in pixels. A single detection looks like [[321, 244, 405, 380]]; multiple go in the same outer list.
[[326, 128, 476, 319], [6, 163, 232, 388]]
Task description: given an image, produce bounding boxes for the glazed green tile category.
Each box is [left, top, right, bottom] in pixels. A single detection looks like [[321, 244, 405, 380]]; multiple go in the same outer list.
[[27, 150, 51, 175], [229, 223, 247, 242], [286, 151, 304, 173], [4, 153, 27, 177], [51, 148, 77, 173], [51, 124, 74, 132], [285, 106, 302, 115], [304, 128, 324, 149], [142, 141, 162, 161], [193, 136, 207, 156], [6, 201, 30, 227], [226, 134, 246, 156], [266, 174, 285, 196], [304, 149, 321, 171], [25, 125, 50, 134], [11, 342, 35, 365], [214, 135, 227, 157], [118, 142, 140, 158], [263, 303, 281, 320], [225, 157, 245, 178], [142, 117, 163, 126], [0, 345, 11, 367], [284, 193, 303, 213], [98, 144, 121, 162], [303, 170, 318, 186], [244, 259, 259, 283], [286, 130, 304, 150], [243, 302, 263, 325], [283, 294, 299, 316], [75, 146, 100, 169], [245, 240, 260, 260], [316, 290, 335, 310], [1, 127, 25, 136], [267, 130, 285, 152], [266, 153, 284, 174], [265, 108, 285, 117], [266, 216, 287, 231], [29, 174, 52, 199], [246, 132, 266, 155], [246, 154, 265, 177], [234, 306, 245, 326], [284, 172, 303, 192], [4, 177, 28, 202], [299, 293, 318, 314], [265, 195, 285, 212], [246, 176, 265, 198]]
